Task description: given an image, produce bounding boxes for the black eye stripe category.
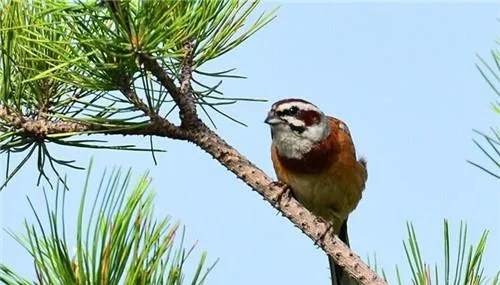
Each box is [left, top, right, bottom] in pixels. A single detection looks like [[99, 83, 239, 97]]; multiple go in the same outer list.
[[289, 124, 305, 134]]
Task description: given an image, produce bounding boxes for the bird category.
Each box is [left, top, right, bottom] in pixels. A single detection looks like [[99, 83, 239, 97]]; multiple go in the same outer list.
[[265, 98, 367, 285]]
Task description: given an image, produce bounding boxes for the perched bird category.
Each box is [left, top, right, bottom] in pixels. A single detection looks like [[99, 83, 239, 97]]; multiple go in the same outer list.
[[265, 98, 367, 285]]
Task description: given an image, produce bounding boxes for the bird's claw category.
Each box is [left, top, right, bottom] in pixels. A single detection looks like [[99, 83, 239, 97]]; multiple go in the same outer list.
[[269, 180, 291, 206], [314, 220, 334, 247]]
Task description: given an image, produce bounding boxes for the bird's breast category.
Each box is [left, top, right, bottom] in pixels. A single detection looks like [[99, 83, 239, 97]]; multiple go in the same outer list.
[[287, 172, 338, 207]]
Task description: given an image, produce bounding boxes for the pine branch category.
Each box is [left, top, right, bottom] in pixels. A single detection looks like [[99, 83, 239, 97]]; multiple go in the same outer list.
[[0, 61, 387, 285], [137, 54, 387, 284], [182, 124, 386, 285], [0, 1, 387, 284], [178, 39, 198, 128], [0, 105, 185, 139], [140, 54, 200, 128]]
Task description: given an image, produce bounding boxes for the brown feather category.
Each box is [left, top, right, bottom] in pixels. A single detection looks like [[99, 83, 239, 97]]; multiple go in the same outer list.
[[275, 131, 338, 174], [271, 116, 367, 285], [300, 110, 322, 127], [271, 116, 366, 230]]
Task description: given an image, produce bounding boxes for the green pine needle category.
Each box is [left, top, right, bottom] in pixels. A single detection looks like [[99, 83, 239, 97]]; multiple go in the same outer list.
[[1, 161, 216, 285]]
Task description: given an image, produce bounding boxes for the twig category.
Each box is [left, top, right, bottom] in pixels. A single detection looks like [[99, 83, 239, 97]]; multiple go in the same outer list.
[[140, 55, 200, 128], [178, 39, 198, 128], [118, 77, 159, 120]]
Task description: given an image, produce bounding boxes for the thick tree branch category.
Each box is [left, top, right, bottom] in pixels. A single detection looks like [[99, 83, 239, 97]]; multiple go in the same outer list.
[[0, 105, 187, 140], [184, 125, 387, 285], [2, 114, 386, 284], [0, 99, 387, 284], [138, 55, 387, 284]]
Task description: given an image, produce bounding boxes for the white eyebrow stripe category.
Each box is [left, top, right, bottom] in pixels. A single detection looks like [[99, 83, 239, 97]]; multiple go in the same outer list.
[[276, 102, 320, 113]]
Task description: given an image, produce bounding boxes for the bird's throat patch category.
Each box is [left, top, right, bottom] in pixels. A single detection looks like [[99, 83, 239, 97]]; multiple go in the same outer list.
[[276, 133, 338, 174]]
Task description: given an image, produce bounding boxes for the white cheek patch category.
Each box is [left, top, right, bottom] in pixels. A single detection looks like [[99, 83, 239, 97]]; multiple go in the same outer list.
[[271, 125, 313, 159], [271, 116, 330, 159], [302, 120, 329, 142], [282, 116, 305, 128]]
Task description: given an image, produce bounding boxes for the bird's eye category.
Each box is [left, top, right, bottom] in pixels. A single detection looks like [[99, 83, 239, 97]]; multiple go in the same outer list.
[[288, 106, 299, 115]]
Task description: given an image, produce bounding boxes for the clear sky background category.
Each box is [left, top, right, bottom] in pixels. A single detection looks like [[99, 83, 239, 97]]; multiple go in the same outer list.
[[1, 3, 499, 285]]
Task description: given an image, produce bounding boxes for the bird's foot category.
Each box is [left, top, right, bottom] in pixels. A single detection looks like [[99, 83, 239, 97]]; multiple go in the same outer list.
[[269, 180, 291, 207], [314, 219, 334, 247]]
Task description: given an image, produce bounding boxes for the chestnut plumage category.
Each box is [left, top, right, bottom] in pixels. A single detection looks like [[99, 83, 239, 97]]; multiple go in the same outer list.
[[266, 99, 367, 285]]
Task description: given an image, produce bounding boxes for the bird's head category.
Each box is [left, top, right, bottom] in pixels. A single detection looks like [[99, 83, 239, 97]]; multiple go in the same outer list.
[[265, 98, 330, 159]]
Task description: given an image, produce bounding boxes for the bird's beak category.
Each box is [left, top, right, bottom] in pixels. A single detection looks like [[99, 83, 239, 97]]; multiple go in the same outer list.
[[264, 112, 282, 125]]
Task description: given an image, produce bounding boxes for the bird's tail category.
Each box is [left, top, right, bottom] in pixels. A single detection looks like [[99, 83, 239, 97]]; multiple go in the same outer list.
[[328, 219, 358, 285]]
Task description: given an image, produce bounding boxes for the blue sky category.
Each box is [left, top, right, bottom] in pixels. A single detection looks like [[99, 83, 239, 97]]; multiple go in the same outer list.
[[1, 3, 499, 285]]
